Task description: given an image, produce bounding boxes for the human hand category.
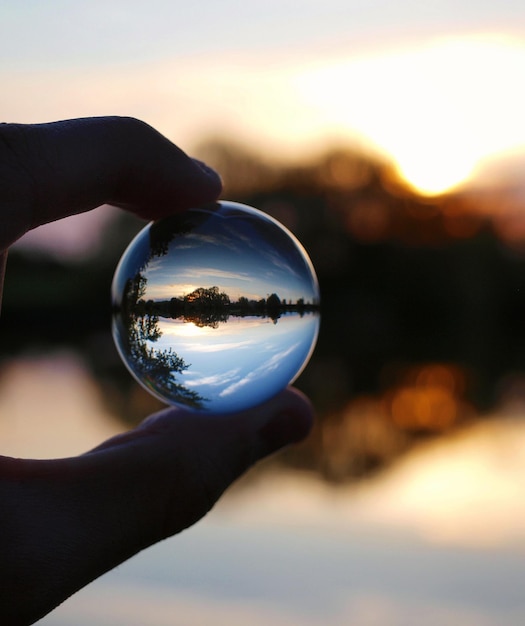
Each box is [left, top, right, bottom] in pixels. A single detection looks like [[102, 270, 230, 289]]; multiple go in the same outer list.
[[0, 117, 314, 625]]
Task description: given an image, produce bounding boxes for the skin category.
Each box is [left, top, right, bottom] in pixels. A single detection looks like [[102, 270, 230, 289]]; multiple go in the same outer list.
[[0, 117, 314, 625]]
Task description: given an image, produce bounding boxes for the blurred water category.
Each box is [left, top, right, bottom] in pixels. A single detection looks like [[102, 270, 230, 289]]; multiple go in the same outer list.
[[1, 354, 525, 625], [38, 515, 525, 626]]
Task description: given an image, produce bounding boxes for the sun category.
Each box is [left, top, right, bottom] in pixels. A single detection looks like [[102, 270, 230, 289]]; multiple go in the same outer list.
[[391, 139, 477, 197], [163, 321, 213, 338], [294, 35, 525, 196]]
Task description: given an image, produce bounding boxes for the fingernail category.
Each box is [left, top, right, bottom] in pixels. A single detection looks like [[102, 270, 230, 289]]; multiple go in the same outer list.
[[192, 159, 223, 186]]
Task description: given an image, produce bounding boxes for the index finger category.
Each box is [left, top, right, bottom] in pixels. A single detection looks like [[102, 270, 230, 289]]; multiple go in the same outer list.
[[0, 116, 222, 249]]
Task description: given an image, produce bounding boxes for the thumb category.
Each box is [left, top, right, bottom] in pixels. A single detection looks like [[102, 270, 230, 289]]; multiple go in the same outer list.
[[0, 389, 314, 624], [89, 387, 314, 540]]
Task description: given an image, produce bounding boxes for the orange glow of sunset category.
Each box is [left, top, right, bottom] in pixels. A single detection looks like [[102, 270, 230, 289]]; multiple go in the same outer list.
[[162, 320, 214, 339], [2, 33, 524, 199], [294, 35, 525, 196]]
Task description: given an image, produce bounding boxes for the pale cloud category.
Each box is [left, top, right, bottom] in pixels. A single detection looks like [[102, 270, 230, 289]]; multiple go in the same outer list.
[[181, 268, 252, 282], [182, 339, 256, 353], [219, 342, 301, 397], [183, 368, 241, 388], [219, 370, 258, 398]]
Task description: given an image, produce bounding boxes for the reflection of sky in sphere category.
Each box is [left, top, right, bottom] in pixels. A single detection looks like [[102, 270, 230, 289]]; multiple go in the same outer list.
[[143, 206, 319, 304], [152, 313, 319, 412]]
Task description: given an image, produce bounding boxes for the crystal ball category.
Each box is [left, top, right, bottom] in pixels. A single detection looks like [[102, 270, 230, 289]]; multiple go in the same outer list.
[[111, 201, 320, 413]]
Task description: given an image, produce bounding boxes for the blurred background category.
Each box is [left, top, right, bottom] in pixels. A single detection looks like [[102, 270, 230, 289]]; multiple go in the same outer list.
[[2, 2, 525, 624]]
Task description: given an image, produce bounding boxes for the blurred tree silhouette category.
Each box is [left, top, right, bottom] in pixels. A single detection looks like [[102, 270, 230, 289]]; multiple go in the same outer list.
[[2, 138, 525, 481]]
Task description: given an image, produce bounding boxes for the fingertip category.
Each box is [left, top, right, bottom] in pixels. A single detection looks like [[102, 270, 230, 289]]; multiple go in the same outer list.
[[122, 156, 223, 220], [191, 158, 223, 191], [181, 158, 223, 209], [105, 388, 315, 478]]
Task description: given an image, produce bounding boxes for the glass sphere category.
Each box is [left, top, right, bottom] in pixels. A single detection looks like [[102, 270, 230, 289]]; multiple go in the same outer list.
[[111, 201, 320, 413]]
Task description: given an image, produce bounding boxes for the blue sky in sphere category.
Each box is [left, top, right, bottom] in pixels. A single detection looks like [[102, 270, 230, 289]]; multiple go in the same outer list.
[[143, 209, 319, 304], [153, 313, 319, 412]]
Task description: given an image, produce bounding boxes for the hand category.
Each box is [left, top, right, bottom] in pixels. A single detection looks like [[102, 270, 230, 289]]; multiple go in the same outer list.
[[0, 117, 314, 626]]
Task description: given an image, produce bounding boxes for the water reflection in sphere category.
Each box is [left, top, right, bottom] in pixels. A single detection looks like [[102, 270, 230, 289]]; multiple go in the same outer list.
[[111, 201, 320, 413]]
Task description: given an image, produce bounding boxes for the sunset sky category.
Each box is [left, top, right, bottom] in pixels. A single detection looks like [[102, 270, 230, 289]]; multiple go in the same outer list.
[[1, 2, 525, 197], [142, 210, 319, 304], [4, 7, 525, 620]]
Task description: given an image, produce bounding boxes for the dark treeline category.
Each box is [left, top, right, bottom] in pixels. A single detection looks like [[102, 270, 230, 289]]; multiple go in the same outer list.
[[2, 138, 525, 481], [138, 285, 319, 324]]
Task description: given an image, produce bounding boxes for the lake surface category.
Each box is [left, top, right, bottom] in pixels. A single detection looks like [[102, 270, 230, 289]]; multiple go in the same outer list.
[[39, 507, 525, 626], [0, 354, 524, 625]]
